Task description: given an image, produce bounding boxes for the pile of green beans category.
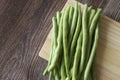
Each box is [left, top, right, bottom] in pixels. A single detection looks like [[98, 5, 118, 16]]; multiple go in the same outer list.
[[43, 1, 102, 80]]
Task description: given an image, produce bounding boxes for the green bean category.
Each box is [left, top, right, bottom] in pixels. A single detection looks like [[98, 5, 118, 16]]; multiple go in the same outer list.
[[63, 7, 70, 78], [84, 8, 101, 80], [53, 63, 61, 80], [86, 8, 101, 67], [68, 2, 78, 47], [88, 9, 96, 27], [54, 68, 59, 80], [84, 25, 99, 80], [56, 11, 61, 26], [80, 4, 88, 73], [53, 17, 58, 48], [48, 11, 64, 71], [88, 6, 92, 11], [72, 32, 82, 80], [51, 17, 59, 68], [69, 6, 74, 26], [43, 16, 58, 75], [89, 8, 102, 35], [49, 71, 53, 80], [77, 32, 83, 80], [85, 9, 96, 71], [61, 59, 67, 80], [43, 41, 54, 75], [88, 6, 92, 21], [70, 5, 82, 68], [90, 25, 99, 80]]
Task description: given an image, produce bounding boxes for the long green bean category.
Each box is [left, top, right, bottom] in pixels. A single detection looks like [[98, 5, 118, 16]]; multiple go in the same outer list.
[[80, 4, 88, 73], [61, 59, 67, 80], [70, 5, 82, 68], [49, 71, 53, 80], [68, 2, 78, 47], [89, 8, 102, 35], [56, 11, 61, 26], [88, 9, 96, 27], [43, 16, 58, 75], [63, 7, 70, 78], [48, 12, 64, 71], [85, 9, 96, 72], [72, 32, 82, 80], [91, 25, 99, 80], [84, 25, 99, 80], [53, 17, 58, 48], [69, 6, 74, 26], [54, 68, 59, 80], [86, 8, 101, 68], [56, 11, 62, 79]]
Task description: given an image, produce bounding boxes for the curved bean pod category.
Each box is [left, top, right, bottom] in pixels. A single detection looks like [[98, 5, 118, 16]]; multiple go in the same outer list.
[[61, 59, 67, 80], [69, 6, 74, 26], [43, 16, 58, 75], [48, 12, 64, 71], [54, 68, 59, 80], [85, 9, 96, 70], [70, 5, 82, 68], [49, 71, 53, 80], [84, 25, 99, 80], [88, 9, 96, 27], [72, 32, 82, 80], [56, 11, 61, 26], [68, 2, 78, 47], [89, 8, 102, 35], [80, 4, 88, 73], [86, 8, 102, 67], [63, 7, 70, 78]]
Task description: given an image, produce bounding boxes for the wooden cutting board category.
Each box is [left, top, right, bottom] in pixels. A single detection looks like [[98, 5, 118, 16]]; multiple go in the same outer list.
[[39, 0, 120, 80]]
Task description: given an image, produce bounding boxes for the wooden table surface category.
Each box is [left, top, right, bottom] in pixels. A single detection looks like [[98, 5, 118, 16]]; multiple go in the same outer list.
[[0, 0, 120, 80]]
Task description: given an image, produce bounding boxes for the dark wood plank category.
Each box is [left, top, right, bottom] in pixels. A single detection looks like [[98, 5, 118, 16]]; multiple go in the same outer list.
[[0, 0, 120, 80], [0, 0, 67, 80]]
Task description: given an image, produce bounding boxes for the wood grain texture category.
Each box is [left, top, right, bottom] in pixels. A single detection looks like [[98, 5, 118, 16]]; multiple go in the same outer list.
[[0, 0, 66, 80], [0, 0, 120, 80]]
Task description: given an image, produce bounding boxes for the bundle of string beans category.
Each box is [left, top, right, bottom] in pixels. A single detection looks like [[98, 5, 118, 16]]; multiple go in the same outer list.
[[43, 1, 102, 80]]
